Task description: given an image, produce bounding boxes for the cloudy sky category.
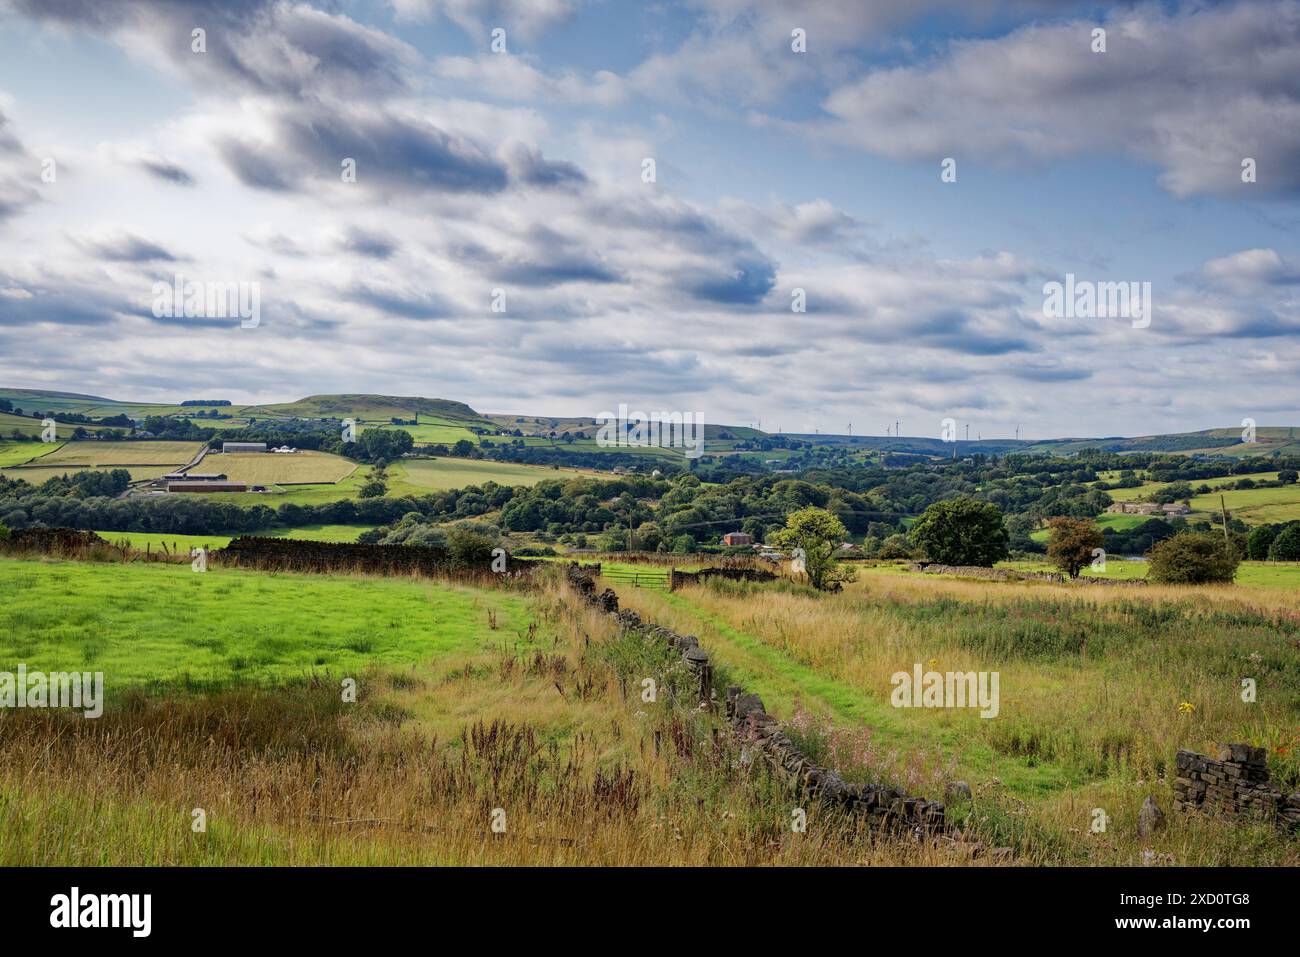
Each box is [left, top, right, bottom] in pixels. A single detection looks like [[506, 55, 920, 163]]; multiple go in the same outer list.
[[0, 0, 1297, 438]]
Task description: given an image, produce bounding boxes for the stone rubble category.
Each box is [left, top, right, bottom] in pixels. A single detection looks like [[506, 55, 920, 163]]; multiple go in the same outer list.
[[1173, 745, 1300, 831]]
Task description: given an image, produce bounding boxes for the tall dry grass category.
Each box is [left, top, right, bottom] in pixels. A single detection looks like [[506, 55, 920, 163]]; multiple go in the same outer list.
[[0, 571, 987, 866], [612, 570, 1300, 865]]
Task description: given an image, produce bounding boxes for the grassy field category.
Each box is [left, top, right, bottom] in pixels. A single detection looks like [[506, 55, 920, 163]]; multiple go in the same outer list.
[[1028, 512, 1148, 542], [2, 549, 1297, 865], [1102, 473, 1279, 499], [0, 557, 540, 688], [92, 524, 375, 552], [0, 556, 935, 866], [24, 440, 202, 468], [0, 410, 125, 437], [615, 568, 1300, 865], [1003, 558, 1300, 588], [0, 464, 175, 484], [183, 458, 593, 507], [1191, 483, 1300, 524], [0, 440, 60, 467], [208, 450, 357, 485], [395, 457, 592, 490], [366, 416, 480, 446]]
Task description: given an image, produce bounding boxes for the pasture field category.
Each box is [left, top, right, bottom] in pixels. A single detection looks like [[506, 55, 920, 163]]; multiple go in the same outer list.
[[0, 556, 929, 867], [91, 524, 375, 552], [27, 440, 203, 468], [1001, 558, 1152, 581], [0, 411, 124, 437], [208, 450, 358, 485], [367, 417, 480, 446], [1191, 483, 1300, 524], [1002, 558, 1300, 588], [0, 440, 58, 467], [1101, 472, 1278, 503], [395, 457, 593, 490], [1028, 512, 1148, 543], [1, 551, 1297, 865], [0, 465, 174, 484], [615, 568, 1300, 865], [184, 458, 588, 507], [0, 557, 539, 688]]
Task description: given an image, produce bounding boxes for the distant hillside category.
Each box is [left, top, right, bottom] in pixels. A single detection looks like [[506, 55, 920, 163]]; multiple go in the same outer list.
[[786, 433, 1029, 456], [0, 388, 116, 403], [3, 386, 1297, 458], [1026, 427, 1300, 458], [247, 394, 491, 426]]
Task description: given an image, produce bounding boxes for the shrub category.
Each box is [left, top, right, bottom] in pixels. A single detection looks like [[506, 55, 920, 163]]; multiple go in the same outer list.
[[1147, 531, 1239, 584], [447, 526, 497, 569], [877, 534, 913, 560]]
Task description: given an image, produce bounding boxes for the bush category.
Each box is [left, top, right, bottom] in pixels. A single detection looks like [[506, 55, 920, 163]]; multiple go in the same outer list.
[[1147, 531, 1239, 584], [1267, 523, 1300, 562], [447, 526, 497, 569], [510, 544, 556, 557], [876, 534, 913, 560], [0, 522, 9, 543]]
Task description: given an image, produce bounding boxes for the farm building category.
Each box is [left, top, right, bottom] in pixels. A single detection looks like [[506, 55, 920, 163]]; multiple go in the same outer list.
[[167, 481, 249, 493], [721, 531, 753, 546], [162, 472, 227, 482], [222, 442, 267, 453]]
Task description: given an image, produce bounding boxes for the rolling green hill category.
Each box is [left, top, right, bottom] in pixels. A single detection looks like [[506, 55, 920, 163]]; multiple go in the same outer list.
[[5, 386, 1299, 463], [248, 394, 491, 426]]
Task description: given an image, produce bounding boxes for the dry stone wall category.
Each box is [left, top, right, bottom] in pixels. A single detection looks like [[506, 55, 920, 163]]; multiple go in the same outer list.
[[566, 563, 946, 838], [1174, 745, 1300, 831], [217, 536, 546, 579], [911, 562, 1146, 586], [1, 527, 109, 555], [670, 566, 777, 590]]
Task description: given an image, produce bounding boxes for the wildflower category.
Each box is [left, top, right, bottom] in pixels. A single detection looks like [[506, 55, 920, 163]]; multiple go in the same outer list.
[[1177, 701, 1194, 714]]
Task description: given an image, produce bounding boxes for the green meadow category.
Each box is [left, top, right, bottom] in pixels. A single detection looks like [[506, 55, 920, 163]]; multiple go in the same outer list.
[[0, 440, 60, 467], [0, 557, 536, 688], [91, 524, 375, 552]]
